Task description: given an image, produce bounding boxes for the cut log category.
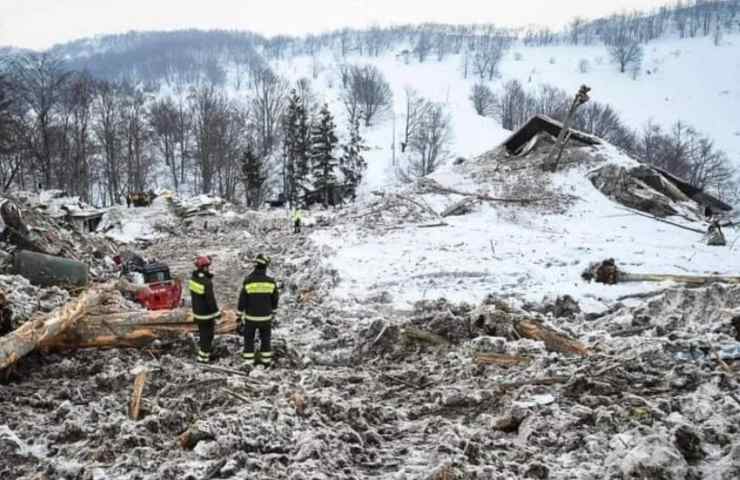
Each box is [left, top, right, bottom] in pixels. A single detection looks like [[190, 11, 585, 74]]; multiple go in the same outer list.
[[0, 288, 98, 370], [401, 326, 450, 346], [40, 309, 239, 351], [514, 318, 590, 356], [474, 353, 532, 366], [129, 370, 148, 420]]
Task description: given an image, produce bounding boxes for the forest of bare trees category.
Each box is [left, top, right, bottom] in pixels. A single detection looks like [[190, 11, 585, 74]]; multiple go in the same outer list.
[[0, 51, 366, 208], [1, 1, 738, 205]]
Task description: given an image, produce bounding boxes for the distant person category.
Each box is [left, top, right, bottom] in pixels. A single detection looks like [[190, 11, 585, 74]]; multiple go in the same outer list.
[[189, 256, 221, 363], [237, 254, 279, 369], [292, 209, 303, 234], [704, 205, 714, 221]]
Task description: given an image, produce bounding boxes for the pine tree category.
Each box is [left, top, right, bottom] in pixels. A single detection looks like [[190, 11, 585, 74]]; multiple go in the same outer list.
[[340, 117, 368, 202], [240, 145, 266, 208], [282, 89, 311, 207], [309, 104, 339, 207]]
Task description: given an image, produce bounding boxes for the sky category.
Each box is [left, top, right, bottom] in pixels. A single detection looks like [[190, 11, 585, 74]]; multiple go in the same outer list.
[[0, 0, 673, 50]]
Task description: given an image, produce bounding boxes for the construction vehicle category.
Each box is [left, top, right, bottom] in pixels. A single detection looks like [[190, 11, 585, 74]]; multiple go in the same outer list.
[[114, 254, 183, 311]]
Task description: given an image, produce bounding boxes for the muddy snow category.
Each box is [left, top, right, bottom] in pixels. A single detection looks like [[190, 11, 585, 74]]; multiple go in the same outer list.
[[3, 147, 740, 479]]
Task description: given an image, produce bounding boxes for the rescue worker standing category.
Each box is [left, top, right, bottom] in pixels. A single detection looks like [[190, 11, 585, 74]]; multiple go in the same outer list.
[[292, 209, 302, 234], [189, 256, 221, 363], [238, 254, 279, 368]]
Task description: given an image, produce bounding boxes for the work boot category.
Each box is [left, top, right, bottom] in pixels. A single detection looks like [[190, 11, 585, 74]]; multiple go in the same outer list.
[[241, 351, 255, 369], [196, 349, 210, 364]]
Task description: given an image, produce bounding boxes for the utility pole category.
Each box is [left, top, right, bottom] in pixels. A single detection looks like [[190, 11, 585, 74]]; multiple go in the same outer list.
[[543, 85, 591, 173]]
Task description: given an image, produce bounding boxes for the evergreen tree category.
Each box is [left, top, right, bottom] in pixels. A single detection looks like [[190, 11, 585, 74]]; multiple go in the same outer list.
[[309, 104, 339, 207], [340, 117, 368, 202], [282, 89, 311, 207], [240, 145, 266, 208]]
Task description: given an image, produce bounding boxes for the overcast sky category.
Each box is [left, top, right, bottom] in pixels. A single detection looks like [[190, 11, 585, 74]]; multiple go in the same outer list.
[[1, 0, 672, 50]]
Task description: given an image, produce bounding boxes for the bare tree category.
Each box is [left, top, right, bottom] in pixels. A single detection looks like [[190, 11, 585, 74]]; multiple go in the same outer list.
[[93, 81, 124, 205], [60, 72, 95, 200], [471, 35, 509, 81], [414, 32, 433, 63], [341, 65, 393, 127], [189, 84, 220, 194], [493, 80, 532, 130], [607, 29, 644, 73], [250, 68, 287, 158], [469, 83, 496, 116], [121, 85, 151, 194], [407, 103, 453, 177], [7, 52, 71, 189], [402, 87, 431, 152], [149, 97, 181, 191]]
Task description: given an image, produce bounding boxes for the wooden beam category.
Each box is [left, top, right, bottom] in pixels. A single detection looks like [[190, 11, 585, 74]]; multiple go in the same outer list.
[[129, 370, 148, 420], [0, 288, 98, 370], [40, 310, 239, 351]]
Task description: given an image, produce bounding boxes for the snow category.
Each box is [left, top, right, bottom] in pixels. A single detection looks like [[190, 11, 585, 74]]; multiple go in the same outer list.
[[313, 144, 740, 311], [502, 34, 740, 165]]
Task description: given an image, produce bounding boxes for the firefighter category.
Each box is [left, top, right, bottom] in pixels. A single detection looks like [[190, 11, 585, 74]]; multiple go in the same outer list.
[[292, 209, 302, 234], [238, 254, 279, 368], [189, 256, 221, 363]]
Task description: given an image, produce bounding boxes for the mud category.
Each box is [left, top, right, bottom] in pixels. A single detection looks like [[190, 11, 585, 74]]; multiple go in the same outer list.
[[2, 209, 740, 479]]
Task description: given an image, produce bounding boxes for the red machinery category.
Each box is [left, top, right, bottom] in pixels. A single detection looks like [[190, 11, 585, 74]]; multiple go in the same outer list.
[[115, 255, 182, 311]]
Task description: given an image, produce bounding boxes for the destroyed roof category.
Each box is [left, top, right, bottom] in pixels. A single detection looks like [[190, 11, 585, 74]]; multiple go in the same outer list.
[[502, 114, 601, 155], [651, 167, 733, 212]]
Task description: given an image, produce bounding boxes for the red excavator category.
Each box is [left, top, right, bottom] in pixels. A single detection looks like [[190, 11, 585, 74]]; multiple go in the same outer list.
[[114, 254, 182, 310]]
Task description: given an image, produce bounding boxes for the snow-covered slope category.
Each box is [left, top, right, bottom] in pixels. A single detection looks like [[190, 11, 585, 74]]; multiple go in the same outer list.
[[312, 143, 740, 312], [262, 32, 740, 193], [501, 34, 740, 164]]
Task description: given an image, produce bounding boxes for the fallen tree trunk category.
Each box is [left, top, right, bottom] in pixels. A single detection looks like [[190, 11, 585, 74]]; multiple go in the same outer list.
[[0, 289, 98, 370], [583, 259, 740, 286], [620, 272, 740, 286], [40, 309, 239, 351]]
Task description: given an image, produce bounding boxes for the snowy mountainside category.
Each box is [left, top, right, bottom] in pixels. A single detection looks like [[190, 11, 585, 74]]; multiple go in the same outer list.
[[312, 141, 740, 312], [266, 32, 740, 191]]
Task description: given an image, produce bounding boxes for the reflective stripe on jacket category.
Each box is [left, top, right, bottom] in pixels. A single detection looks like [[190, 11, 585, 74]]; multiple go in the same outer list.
[[237, 269, 279, 321], [190, 270, 220, 321]]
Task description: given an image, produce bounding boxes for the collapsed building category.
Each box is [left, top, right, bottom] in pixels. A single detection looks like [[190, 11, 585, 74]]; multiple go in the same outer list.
[[499, 114, 732, 220]]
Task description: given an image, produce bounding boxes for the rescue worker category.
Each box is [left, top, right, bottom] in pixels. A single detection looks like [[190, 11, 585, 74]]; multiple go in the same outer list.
[[292, 209, 302, 234], [237, 254, 279, 368], [189, 256, 221, 363]]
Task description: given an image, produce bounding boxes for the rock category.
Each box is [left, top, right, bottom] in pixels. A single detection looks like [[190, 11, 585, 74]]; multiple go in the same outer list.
[[674, 425, 704, 463]]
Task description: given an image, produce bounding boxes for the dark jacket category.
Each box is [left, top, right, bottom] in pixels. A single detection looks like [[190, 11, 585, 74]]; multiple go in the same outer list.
[[189, 270, 220, 321], [237, 269, 279, 321]]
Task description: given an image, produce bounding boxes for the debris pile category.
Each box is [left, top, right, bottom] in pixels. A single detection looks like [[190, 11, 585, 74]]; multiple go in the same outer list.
[[0, 195, 118, 280], [351, 191, 441, 229], [170, 194, 227, 219]]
